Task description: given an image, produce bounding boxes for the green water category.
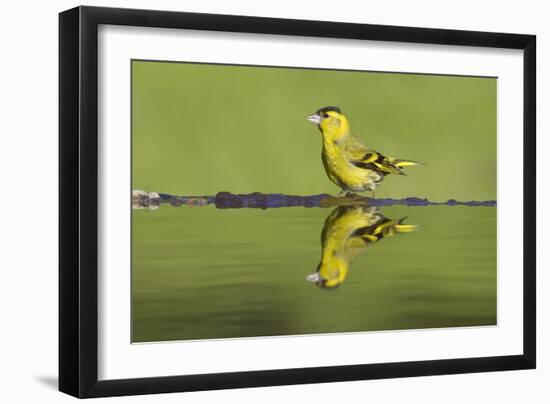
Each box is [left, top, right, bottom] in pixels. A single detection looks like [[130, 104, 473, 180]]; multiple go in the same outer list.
[[132, 205, 496, 343]]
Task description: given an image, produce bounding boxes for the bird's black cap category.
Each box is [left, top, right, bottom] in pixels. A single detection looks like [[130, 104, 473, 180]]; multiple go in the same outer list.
[[317, 106, 341, 114]]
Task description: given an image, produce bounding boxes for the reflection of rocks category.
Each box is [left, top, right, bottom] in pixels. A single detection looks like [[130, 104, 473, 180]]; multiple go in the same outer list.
[[132, 190, 160, 210]]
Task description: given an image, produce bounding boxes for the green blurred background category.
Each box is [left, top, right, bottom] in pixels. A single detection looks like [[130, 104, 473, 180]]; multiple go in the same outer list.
[[131, 60, 497, 343], [132, 61, 497, 201]]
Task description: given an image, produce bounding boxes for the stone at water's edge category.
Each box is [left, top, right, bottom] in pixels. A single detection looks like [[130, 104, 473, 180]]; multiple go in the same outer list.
[[157, 193, 212, 207], [132, 190, 211, 209], [132, 190, 160, 210], [214, 192, 332, 209]]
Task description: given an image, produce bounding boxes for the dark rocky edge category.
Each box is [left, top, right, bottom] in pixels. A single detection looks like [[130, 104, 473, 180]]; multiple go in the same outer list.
[[214, 192, 496, 209], [214, 192, 329, 209], [132, 190, 496, 210]]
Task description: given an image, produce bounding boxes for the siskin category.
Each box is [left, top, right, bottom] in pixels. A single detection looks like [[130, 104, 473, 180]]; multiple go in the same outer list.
[[306, 205, 416, 289], [307, 106, 422, 194]]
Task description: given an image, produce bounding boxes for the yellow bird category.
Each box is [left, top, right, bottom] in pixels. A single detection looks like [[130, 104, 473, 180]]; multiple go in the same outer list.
[[306, 205, 416, 289], [307, 106, 422, 194]]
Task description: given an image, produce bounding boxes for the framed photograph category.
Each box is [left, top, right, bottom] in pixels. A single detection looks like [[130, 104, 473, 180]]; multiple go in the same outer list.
[[59, 6, 536, 398]]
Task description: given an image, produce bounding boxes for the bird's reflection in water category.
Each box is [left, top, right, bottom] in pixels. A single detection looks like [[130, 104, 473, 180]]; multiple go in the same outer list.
[[306, 205, 417, 289]]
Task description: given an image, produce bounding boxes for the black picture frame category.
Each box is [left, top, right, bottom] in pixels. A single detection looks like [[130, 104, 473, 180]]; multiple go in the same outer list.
[[59, 5, 536, 398]]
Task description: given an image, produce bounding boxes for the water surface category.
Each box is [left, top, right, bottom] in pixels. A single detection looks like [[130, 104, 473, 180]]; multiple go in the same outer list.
[[132, 204, 496, 343]]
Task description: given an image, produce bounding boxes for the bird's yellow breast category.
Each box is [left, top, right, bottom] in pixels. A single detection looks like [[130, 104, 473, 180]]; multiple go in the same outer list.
[[322, 140, 378, 192]]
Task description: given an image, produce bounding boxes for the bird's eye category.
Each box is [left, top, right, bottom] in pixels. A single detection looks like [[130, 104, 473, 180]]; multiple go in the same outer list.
[[323, 113, 330, 118]]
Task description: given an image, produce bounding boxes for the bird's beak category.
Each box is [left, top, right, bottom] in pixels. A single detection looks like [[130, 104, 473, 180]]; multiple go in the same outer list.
[[305, 272, 321, 283], [307, 113, 321, 124]]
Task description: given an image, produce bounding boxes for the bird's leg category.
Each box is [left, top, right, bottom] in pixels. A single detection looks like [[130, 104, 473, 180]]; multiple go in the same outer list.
[[337, 189, 347, 197], [371, 190, 375, 199]]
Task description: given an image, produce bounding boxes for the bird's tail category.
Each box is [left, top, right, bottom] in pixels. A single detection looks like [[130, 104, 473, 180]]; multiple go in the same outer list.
[[393, 159, 424, 168], [394, 217, 418, 233], [365, 216, 417, 239]]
